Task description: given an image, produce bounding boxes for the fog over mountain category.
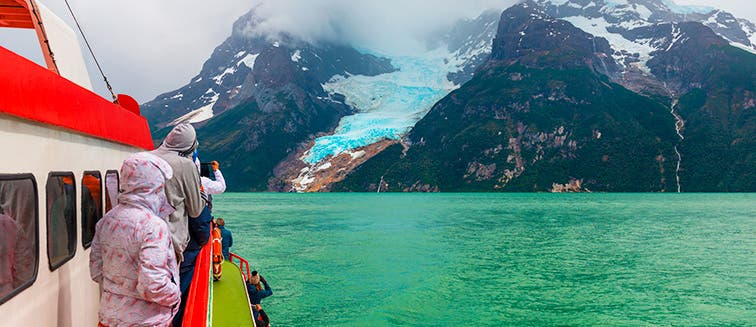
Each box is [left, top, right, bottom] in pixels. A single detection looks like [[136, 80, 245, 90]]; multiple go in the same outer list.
[[2, 0, 753, 102], [239, 0, 515, 55]]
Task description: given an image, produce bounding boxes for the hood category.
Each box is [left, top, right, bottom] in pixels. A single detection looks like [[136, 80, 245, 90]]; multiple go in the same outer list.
[[159, 123, 198, 156], [117, 152, 175, 219]]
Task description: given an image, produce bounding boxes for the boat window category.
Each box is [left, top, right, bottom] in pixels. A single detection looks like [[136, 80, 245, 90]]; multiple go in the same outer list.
[[104, 170, 119, 213], [0, 174, 39, 305], [46, 172, 76, 270], [81, 171, 102, 249]]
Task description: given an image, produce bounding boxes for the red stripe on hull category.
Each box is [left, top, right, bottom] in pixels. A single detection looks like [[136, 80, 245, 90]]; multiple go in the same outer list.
[[0, 45, 154, 150]]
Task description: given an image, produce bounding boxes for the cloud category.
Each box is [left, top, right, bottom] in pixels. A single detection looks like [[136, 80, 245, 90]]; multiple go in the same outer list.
[[2, 0, 253, 103], [1, 0, 511, 101], [242, 0, 514, 55], [3, 0, 752, 103]]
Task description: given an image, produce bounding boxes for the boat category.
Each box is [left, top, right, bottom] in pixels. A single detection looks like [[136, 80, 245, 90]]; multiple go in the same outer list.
[[0, 1, 257, 326]]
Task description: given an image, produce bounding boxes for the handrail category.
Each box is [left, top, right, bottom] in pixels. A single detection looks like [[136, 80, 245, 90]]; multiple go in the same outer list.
[[182, 240, 213, 327], [229, 252, 252, 283]]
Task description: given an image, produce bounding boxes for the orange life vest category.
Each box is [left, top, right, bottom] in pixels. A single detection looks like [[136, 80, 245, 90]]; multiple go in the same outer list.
[[212, 227, 222, 280]]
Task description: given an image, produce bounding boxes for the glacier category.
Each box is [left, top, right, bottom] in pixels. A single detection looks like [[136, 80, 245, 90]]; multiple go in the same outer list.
[[303, 50, 459, 163]]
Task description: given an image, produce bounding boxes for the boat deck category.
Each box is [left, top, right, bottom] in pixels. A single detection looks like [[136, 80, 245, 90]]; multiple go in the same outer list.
[[212, 261, 256, 327]]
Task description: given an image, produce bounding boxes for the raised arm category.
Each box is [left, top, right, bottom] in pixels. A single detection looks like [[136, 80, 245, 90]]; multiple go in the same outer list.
[[260, 276, 273, 298], [211, 168, 226, 193]]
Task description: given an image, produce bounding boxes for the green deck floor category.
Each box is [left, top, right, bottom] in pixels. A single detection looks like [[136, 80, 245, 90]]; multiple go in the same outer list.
[[212, 261, 256, 327]]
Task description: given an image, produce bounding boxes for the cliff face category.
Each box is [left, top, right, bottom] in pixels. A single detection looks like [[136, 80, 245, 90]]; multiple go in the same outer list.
[[334, 2, 681, 192]]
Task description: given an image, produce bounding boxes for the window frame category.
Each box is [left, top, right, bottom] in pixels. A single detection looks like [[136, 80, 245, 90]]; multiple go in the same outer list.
[[80, 171, 102, 249], [46, 172, 77, 271], [0, 173, 40, 306], [104, 169, 119, 213]]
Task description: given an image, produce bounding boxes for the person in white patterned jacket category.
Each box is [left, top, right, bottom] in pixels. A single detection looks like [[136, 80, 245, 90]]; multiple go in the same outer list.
[[89, 152, 180, 327]]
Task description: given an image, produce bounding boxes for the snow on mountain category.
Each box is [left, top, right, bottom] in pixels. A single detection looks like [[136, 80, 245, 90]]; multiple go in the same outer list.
[[512, 0, 756, 96], [534, 0, 756, 63], [562, 16, 656, 72], [141, 9, 270, 130], [440, 9, 501, 84]]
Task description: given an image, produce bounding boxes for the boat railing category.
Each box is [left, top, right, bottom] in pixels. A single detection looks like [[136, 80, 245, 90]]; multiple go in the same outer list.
[[182, 239, 213, 327], [229, 252, 252, 282]]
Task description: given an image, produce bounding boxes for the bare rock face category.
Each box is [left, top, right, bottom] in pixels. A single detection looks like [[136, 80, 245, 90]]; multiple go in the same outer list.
[[271, 139, 399, 192], [550, 178, 587, 192]]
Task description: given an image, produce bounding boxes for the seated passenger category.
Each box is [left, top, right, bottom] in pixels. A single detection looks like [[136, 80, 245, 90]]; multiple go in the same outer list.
[[253, 304, 271, 327], [246, 271, 272, 305], [89, 152, 180, 327], [216, 218, 233, 260]]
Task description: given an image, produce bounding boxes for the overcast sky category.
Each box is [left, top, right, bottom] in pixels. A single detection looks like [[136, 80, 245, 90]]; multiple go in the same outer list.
[[1, 0, 754, 103]]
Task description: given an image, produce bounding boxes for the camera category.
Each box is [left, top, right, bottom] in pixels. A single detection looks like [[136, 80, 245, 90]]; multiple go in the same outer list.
[[200, 162, 215, 180]]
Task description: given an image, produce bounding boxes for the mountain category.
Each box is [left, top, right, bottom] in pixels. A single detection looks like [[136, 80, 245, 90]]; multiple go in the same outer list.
[[534, 0, 755, 53], [267, 9, 506, 192], [334, 1, 755, 192], [141, 8, 395, 191], [143, 1, 755, 192], [531, 0, 755, 94]]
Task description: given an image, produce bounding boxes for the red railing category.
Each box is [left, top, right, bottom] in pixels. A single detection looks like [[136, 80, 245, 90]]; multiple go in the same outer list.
[[182, 241, 212, 327], [229, 252, 252, 282]]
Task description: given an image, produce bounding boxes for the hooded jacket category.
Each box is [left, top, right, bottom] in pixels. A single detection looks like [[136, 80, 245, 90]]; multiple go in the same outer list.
[[151, 123, 206, 260], [90, 152, 180, 327]]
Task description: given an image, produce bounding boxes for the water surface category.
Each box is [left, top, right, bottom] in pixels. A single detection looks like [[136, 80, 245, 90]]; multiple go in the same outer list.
[[213, 193, 755, 326]]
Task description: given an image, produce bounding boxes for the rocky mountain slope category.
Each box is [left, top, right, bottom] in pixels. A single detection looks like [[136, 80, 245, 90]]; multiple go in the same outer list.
[[141, 8, 395, 191], [646, 23, 755, 191], [143, 1, 755, 192], [334, 2, 755, 192]]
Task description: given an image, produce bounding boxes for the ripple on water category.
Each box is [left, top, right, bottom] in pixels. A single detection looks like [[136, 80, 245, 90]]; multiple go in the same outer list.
[[214, 193, 756, 326]]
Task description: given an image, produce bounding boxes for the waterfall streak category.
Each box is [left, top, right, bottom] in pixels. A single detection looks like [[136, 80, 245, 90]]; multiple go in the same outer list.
[[670, 99, 684, 192]]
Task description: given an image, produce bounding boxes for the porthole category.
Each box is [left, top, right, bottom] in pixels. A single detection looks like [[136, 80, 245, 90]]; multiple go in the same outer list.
[[81, 171, 102, 249], [46, 172, 76, 271], [104, 170, 119, 213], [0, 174, 39, 305]]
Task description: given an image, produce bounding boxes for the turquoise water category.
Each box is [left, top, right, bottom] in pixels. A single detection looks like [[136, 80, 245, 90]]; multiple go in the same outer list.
[[213, 193, 756, 326]]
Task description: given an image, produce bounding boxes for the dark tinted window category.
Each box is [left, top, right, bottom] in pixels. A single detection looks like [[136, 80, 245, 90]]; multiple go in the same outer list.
[[0, 174, 39, 305], [46, 173, 76, 270], [104, 170, 119, 213], [81, 171, 102, 248]]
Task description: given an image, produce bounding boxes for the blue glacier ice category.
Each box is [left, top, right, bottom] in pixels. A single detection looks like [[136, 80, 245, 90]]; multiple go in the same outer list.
[[304, 51, 458, 163]]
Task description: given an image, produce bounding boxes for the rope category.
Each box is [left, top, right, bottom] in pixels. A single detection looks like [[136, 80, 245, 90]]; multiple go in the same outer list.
[[63, 0, 118, 103]]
